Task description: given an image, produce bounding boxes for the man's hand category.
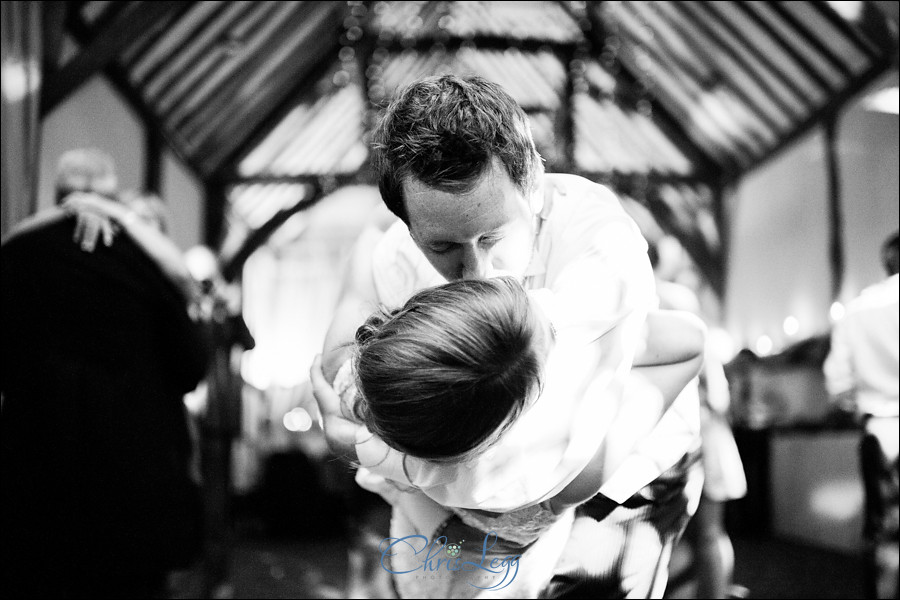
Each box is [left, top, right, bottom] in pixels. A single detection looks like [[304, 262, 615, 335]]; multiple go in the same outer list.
[[310, 354, 362, 462]]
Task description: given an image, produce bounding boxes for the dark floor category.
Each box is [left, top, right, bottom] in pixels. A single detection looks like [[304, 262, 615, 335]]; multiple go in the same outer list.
[[172, 509, 866, 599]]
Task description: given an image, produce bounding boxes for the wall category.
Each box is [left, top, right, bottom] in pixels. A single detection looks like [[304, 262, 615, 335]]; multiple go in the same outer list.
[[38, 76, 204, 249], [724, 71, 899, 353]]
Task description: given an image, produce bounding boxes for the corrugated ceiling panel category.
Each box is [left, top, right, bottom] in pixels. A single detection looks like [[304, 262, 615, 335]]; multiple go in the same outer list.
[[182, 3, 340, 153], [525, 111, 561, 167], [127, 1, 229, 82], [164, 2, 301, 128], [379, 48, 564, 111], [576, 95, 646, 174], [238, 84, 367, 177], [695, 2, 828, 110], [783, 2, 871, 75], [139, 1, 257, 98], [443, 1, 583, 42], [374, 0, 582, 43], [744, 1, 848, 92], [229, 183, 311, 229], [644, 2, 796, 133], [81, 1, 117, 25]]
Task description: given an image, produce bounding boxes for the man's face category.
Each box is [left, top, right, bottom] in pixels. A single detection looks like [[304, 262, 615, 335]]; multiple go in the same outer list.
[[404, 158, 536, 282]]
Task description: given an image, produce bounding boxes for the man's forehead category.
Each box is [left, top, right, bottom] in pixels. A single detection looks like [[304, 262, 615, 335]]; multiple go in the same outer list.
[[404, 167, 528, 240]]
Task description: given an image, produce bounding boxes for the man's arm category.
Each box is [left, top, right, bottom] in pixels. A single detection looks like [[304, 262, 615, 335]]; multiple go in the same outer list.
[[313, 225, 385, 458], [321, 224, 383, 386]]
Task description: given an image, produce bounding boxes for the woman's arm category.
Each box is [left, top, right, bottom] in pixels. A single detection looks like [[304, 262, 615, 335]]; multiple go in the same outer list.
[[2, 208, 70, 246], [62, 193, 200, 304], [549, 309, 706, 513], [310, 354, 364, 463], [634, 309, 707, 368]]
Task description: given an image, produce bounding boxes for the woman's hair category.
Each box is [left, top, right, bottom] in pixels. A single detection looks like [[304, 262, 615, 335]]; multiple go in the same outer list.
[[372, 74, 544, 224], [353, 276, 544, 462]]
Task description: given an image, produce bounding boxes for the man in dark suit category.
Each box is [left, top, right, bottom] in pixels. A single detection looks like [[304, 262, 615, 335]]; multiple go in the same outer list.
[[1, 149, 210, 597]]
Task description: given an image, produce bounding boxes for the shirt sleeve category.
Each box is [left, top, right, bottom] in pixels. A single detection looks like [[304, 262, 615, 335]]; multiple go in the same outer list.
[[538, 181, 657, 343], [823, 319, 856, 397], [371, 220, 445, 308]]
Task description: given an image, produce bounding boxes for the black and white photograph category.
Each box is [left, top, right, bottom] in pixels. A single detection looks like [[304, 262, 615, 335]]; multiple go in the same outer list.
[[2, 2, 897, 598]]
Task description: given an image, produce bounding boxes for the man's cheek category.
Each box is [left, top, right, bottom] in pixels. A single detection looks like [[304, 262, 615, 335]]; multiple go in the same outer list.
[[492, 234, 533, 277]]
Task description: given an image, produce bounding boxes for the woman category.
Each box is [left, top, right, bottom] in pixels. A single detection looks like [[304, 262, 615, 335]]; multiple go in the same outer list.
[[317, 276, 706, 597], [6, 189, 200, 307]]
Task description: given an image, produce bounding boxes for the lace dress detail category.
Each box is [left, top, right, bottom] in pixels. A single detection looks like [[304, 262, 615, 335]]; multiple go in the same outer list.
[[452, 502, 562, 547]]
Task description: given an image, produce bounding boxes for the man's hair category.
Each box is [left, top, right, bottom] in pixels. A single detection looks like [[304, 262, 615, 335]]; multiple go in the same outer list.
[[55, 148, 117, 204], [352, 276, 543, 462], [882, 230, 899, 276], [372, 75, 544, 224]]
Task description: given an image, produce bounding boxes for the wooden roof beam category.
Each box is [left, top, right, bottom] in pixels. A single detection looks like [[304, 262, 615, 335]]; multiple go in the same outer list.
[[63, 9, 204, 183], [40, 1, 191, 117]]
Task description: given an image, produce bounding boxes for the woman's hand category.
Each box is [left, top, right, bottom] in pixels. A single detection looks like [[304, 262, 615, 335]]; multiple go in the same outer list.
[[310, 354, 362, 461], [62, 192, 120, 252]]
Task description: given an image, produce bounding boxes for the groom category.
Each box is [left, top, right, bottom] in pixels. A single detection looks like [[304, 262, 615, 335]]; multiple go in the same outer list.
[[313, 74, 702, 598]]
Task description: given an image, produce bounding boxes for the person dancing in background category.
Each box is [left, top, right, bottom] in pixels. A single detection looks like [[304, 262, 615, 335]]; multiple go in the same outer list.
[[1, 148, 209, 597], [824, 231, 899, 600]]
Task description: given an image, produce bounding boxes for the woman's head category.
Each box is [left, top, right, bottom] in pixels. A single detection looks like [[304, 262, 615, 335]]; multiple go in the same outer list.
[[353, 277, 547, 462]]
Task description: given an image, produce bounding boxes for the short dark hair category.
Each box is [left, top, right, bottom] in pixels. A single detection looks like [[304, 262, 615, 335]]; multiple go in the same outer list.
[[371, 75, 543, 224], [352, 277, 543, 462], [882, 231, 899, 276]]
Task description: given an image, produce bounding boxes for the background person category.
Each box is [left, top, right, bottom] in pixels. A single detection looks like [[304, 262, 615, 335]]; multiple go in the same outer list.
[[1, 148, 210, 597]]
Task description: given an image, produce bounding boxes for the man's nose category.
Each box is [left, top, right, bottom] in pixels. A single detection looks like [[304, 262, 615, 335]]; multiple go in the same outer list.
[[460, 246, 492, 280]]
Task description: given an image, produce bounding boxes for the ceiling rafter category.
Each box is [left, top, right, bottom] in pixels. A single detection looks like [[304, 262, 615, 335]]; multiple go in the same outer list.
[[740, 51, 894, 178], [118, 2, 196, 68], [811, 0, 882, 61], [63, 4, 203, 179], [220, 180, 322, 281], [40, 1, 191, 117]]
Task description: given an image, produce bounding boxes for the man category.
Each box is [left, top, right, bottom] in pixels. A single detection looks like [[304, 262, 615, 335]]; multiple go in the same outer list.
[[823, 231, 899, 600], [312, 75, 702, 598], [1, 149, 210, 596]]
